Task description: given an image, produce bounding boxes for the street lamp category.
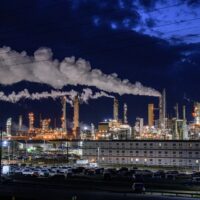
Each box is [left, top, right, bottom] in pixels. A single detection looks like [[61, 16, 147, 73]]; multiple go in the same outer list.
[[196, 159, 199, 171], [0, 127, 3, 181], [97, 147, 100, 164]]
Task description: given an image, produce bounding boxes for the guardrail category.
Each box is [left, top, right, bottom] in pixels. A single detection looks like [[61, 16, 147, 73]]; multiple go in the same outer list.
[[146, 190, 200, 198]]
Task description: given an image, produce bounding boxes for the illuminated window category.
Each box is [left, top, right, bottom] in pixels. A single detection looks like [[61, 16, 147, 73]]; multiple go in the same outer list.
[[135, 158, 139, 162]]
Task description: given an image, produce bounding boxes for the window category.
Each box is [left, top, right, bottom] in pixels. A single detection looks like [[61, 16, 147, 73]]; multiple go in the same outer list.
[[144, 151, 147, 154], [195, 152, 199, 155], [150, 151, 153, 154], [122, 150, 125, 153], [195, 143, 199, 147], [136, 151, 139, 153], [173, 143, 176, 146], [189, 152, 192, 154], [158, 151, 161, 154], [130, 151, 133, 153], [136, 143, 139, 146], [109, 150, 112, 153], [179, 152, 182, 154], [173, 152, 176, 154], [144, 143, 147, 146], [165, 151, 168, 154], [150, 143, 153, 146]]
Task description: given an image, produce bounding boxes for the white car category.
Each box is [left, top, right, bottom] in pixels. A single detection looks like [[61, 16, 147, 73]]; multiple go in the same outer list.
[[38, 169, 49, 177], [48, 170, 57, 177], [59, 166, 72, 174], [22, 168, 34, 176]]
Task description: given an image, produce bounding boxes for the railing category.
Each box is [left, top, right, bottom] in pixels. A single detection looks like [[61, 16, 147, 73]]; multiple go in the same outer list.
[[146, 190, 200, 198]]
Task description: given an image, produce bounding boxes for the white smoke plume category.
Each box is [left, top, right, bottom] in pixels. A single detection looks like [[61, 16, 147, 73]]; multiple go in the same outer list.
[[0, 88, 114, 105], [0, 46, 161, 97], [80, 88, 114, 103]]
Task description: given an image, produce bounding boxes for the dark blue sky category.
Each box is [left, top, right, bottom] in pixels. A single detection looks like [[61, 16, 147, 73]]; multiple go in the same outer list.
[[0, 0, 200, 129]]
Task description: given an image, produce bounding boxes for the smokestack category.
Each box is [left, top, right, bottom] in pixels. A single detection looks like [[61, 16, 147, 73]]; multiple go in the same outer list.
[[18, 115, 22, 131], [159, 89, 166, 129], [123, 103, 128, 124], [113, 98, 119, 121], [73, 95, 80, 139], [175, 103, 179, 119], [162, 89, 166, 129], [61, 96, 67, 134], [183, 105, 186, 120], [28, 113, 34, 131], [159, 96, 163, 128], [148, 104, 154, 127], [6, 118, 12, 136]]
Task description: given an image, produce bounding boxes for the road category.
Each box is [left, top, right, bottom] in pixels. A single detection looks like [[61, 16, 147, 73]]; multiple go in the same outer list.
[[0, 181, 197, 200]]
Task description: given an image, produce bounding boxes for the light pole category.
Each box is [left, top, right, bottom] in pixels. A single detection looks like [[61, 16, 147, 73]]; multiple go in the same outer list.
[[0, 127, 3, 181], [97, 147, 100, 165]]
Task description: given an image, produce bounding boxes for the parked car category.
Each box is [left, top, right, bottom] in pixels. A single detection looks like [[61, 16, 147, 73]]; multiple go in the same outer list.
[[22, 168, 34, 176], [38, 169, 49, 177], [132, 183, 145, 193]]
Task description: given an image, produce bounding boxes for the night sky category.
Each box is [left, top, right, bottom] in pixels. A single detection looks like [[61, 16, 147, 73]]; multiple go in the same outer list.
[[0, 0, 200, 129]]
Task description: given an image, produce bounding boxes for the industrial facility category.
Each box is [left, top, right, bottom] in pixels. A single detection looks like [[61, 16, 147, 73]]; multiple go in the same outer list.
[[2, 89, 200, 141], [2, 89, 200, 168]]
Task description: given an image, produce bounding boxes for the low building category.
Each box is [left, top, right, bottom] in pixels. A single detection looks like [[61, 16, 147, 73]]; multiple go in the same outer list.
[[82, 140, 200, 169]]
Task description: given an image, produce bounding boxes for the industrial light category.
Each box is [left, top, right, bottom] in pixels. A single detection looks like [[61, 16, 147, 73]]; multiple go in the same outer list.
[[2, 140, 8, 147]]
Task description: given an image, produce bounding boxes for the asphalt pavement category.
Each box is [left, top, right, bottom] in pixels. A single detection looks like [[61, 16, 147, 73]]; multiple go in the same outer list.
[[0, 181, 198, 200]]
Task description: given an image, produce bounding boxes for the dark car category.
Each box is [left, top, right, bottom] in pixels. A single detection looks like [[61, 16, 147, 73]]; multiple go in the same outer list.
[[132, 183, 145, 193]]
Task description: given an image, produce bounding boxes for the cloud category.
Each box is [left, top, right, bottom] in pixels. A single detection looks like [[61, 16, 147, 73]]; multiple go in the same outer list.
[[0, 46, 161, 97]]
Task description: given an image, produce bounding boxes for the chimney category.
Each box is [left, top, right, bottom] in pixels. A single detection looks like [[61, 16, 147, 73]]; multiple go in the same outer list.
[[148, 104, 154, 127], [123, 103, 128, 124], [183, 105, 186, 120], [28, 113, 34, 131], [175, 103, 179, 119], [113, 98, 119, 121], [18, 115, 22, 131], [61, 96, 67, 134], [73, 95, 80, 139], [159, 89, 166, 129]]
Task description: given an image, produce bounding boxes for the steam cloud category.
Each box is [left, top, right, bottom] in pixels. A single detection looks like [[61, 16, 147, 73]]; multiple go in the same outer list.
[[0, 46, 161, 97], [0, 88, 114, 105]]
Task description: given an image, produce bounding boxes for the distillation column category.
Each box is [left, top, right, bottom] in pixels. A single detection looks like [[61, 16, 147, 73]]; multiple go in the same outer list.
[[61, 96, 67, 135], [113, 98, 119, 122], [73, 95, 80, 139], [123, 103, 128, 124]]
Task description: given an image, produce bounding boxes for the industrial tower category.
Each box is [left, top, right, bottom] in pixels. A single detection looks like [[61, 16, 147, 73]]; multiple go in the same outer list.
[[113, 98, 119, 122], [73, 95, 80, 139], [61, 96, 67, 135]]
